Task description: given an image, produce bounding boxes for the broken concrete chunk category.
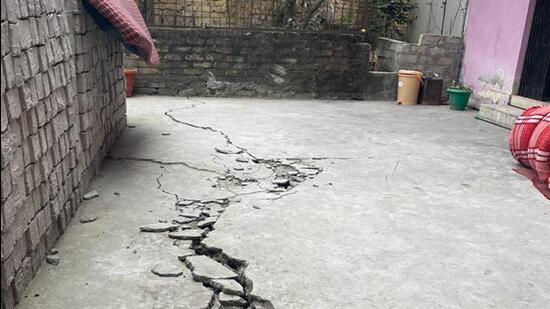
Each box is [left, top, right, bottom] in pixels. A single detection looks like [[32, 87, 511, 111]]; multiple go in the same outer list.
[[139, 223, 179, 232], [79, 216, 97, 223], [46, 255, 60, 266], [184, 255, 237, 282], [235, 157, 249, 163], [219, 292, 247, 306], [168, 230, 204, 240], [251, 299, 275, 309], [178, 209, 202, 218], [48, 248, 59, 255], [272, 178, 290, 186], [201, 199, 225, 204], [197, 217, 217, 228], [176, 200, 196, 206], [201, 209, 222, 218], [83, 190, 99, 200], [173, 217, 196, 225], [215, 147, 243, 155], [151, 263, 183, 277], [177, 249, 196, 261], [174, 240, 194, 248], [210, 279, 244, 296], [291, 176, 305, 182]]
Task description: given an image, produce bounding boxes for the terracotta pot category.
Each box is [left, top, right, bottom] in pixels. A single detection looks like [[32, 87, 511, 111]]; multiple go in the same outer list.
[[124, 69, 138, 97]]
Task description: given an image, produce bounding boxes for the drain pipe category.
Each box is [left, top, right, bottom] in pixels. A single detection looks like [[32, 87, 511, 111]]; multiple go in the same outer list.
[[440, 0, 448, 35]]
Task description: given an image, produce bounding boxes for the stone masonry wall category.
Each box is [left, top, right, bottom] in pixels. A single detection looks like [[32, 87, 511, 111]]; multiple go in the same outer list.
[[144, 0, 364, 29], [374, 34, 463, 97], [0, 0, 126, 307], [125, 27, 370, 99]]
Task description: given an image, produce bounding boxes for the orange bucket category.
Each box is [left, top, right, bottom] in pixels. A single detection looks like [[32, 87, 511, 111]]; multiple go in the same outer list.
[[397, 70, 423, 105]]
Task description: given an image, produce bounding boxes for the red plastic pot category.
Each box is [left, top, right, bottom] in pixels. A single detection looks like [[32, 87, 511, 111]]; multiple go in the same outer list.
[[124, 69, 138, 97]]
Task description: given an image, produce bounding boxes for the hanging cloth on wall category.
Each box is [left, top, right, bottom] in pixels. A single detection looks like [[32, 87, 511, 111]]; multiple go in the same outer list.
[[84, 0, 159, 65]]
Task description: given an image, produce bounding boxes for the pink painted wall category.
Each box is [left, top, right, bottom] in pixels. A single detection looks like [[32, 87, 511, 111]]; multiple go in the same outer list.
[[460, 0, 536, 104]]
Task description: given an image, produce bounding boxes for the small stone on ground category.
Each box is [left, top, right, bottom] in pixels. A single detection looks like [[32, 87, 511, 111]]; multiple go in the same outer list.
[[46, 255, 60, 266], [83, 190, 99, 200], [79, 216, 97, 223]]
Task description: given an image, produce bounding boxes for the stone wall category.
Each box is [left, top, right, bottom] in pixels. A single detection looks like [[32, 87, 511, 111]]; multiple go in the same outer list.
[[374, 34, 463, 97], [143, 0, 364, 29], [125, 28, 370, 99], [0, 0, 126, 307]]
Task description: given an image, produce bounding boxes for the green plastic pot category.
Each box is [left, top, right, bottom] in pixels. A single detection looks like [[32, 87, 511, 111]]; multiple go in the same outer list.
[[447, 88, 472, 110]]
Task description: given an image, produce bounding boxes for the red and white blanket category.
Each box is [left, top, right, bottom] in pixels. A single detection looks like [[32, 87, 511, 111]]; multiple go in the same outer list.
[[85, 0, 159, 65], [509, 106, 550, 199]]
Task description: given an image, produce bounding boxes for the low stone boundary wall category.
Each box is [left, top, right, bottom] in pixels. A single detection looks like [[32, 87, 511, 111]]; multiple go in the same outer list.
[[125, 28, 370, 99], [1, 1, 125, 307], [364, 72, 397, 101], [374, 34, 463, 98]]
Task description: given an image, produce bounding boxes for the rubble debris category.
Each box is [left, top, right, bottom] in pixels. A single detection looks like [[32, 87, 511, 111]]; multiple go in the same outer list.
[[177, 249, 196, 261], [151, 263, 183, 277], [173, 217, 196, 224], [139, 223, 179, 232], [197, 217, 217, 228], [178, 209, 202, 218], [168, 230, 204, 240], [176, 200, 196, 206], [219, 292, 247, 306], [215, 147, 243, 155], [209, 279, 244, 296], [183, 255, 237, 281], [272, 178, 290, 186]]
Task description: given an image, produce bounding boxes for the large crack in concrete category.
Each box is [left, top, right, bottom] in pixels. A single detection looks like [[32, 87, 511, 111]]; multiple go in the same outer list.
[[112, 100, 329, 308]]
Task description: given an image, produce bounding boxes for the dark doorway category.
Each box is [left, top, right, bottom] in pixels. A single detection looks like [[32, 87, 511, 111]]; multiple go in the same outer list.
[[519, 0, 550, 102]]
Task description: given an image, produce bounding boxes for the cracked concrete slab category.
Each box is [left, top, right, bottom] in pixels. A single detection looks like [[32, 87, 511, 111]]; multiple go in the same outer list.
[[17, 96, 549, 309]]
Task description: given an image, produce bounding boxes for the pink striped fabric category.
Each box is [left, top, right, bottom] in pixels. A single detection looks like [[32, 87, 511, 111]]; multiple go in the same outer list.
[[528, 112, 550, 183], [509, 106, 550, 167], [87, 0, 159, 65]]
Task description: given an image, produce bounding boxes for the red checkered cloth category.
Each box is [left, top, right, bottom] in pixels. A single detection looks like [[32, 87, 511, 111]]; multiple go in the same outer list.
[[528, 112, 550, 182], [509, 106, 549, 167], [509, 106, 550, 199], [86, 0, 159, 65]]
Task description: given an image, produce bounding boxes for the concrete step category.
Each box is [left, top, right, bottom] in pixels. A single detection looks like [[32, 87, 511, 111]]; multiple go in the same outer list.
[[477, 104, 523, 129], [510, 95, 549, 110]]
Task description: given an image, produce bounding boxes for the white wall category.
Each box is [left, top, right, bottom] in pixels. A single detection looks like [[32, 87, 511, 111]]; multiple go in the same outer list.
[[408, 0, 468, 42]]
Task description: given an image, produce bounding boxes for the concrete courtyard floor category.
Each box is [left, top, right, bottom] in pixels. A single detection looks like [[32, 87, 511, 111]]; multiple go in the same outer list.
[[18, 97, 549, 309]]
